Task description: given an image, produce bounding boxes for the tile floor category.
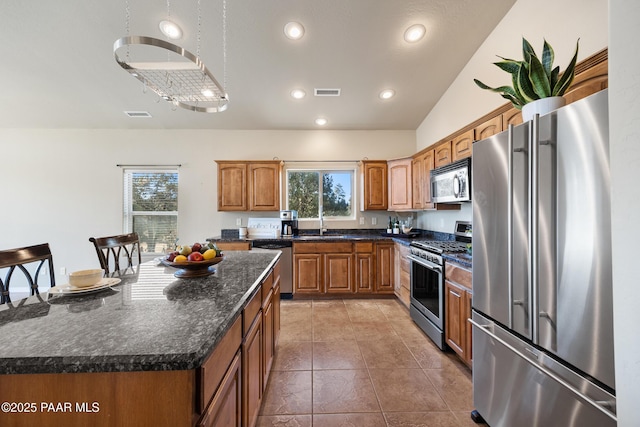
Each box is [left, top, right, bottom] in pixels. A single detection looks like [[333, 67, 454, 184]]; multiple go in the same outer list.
[[258, 298, 485, 427]]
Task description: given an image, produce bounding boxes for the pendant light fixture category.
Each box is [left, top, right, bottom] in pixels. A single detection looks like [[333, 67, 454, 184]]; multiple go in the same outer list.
[[113, 0, 229, 113]]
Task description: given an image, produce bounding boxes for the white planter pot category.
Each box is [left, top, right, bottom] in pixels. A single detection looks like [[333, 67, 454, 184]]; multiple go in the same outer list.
[[522, 96, 566, 122]]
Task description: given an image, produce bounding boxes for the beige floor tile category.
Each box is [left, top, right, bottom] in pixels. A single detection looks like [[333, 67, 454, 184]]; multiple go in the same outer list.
[[272, 341, 312, 371], [313, 369, 381, 413], [350, 320, 399, 341], [369, 368, 448, 412], [313, 340, 366, 370], [388, 319, 432, 341], [279, 320, 312, 342], [345, 301, 388, 322], [358, 337, 420, 369], [313, 321, 356, 341], [384, 411, 461, 427], [312, 299, 346, 308], [260, 371, 312, 415], [452, 411, 488, 427], [313, 413, 387, 426], [424, 368, 474, 411], [256, 415, 312, 427], [404, 340, 460, 370]]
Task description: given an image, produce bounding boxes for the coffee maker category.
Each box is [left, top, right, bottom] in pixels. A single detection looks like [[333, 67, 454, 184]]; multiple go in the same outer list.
[[280, 210, 298, 237]]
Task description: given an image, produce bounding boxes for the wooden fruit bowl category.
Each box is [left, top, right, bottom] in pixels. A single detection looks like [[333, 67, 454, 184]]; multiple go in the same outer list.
[[161, 256, 224, 278]]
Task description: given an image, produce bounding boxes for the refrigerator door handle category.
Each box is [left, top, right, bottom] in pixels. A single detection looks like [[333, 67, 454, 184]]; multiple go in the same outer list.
[[469, 318, 617, 422], [530, 113, 540, 345], [507, 124, 514, 329]]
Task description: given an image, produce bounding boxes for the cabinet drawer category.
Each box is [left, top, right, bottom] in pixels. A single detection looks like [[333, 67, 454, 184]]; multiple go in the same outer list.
[[445, 263, 472, 290], [272, 260, 281, 284], [243, 287, 262, 335], [400, 255, 410, 273], [294, 242, 352, 254], [400, 269, 410, 290], [261, 270, 274, 306], [199, 315, 242, 413], [216, 241, 251, 251], [354, 241, 373, 253]]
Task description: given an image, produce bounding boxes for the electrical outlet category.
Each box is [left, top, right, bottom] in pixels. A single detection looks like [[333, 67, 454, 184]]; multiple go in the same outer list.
[[359, 217, 365, 225], [60, 267, 67, 275], [371, 217, 377, 225], [236, 218, 242, 226]]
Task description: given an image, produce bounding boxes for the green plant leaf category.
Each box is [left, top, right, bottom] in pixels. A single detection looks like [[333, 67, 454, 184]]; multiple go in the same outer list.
[[494, 59, 522, 75], [529, 55, 552, 98], [552, 39, 580, 96], [516, 65, 538, 102], [542, 39, 554, 81], [522, 37, 536, 65], [500, 93, 524, 109], [550, 66, 560, 90]]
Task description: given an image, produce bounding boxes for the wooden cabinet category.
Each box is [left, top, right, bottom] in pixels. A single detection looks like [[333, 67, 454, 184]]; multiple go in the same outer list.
[[387, 158, 413, 211], [248, 163, 281, 211], [216, 161, 281, 212], [217, 162, 248, 211], [444, 262, 472, 367], [375, 242, 394, 293], [215, 242, 251, 251], [411, 156, 424, 209], [474, 116, 503, 142], [242, 305, 263, 427], [394, 243, 411, 308], [360, 160, 388, 211], [293, 242, 353, 294], [420, 150, 435, 206], [502, 107, 523, 130], [262, 290, 274, 389], [355, 242, 375, 293], [198, 351, 242, 427], [451, 130, 474, 162], [434, 141, 452, 168]]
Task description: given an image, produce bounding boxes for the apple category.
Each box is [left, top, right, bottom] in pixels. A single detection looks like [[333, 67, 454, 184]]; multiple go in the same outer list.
[[192, 242, 202, 253], [166, 251, 179, 262], [188, 252, 204, 262]]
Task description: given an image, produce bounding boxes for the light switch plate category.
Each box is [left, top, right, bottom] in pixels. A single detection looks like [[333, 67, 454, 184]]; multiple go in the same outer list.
[[359, 217, 365, 225]]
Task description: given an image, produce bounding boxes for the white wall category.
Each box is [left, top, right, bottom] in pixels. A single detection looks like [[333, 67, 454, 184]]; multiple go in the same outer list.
[[610, 1, 640, 426], [415, 0, 608, 232], [0, 129, 415, 286]]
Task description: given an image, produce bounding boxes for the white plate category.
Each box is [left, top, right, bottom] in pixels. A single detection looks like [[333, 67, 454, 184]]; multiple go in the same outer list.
[[49, 278, 122, 295]]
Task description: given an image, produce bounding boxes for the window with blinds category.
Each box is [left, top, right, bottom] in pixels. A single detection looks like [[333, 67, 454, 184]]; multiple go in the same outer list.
[[123, 168, 178, 256]]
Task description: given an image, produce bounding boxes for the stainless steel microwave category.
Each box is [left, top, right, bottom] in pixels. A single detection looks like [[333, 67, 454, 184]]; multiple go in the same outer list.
[[430, 157, 471, 203]]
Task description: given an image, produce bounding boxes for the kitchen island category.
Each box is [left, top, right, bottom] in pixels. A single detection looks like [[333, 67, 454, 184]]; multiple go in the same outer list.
[[0, 250, 281, 427]]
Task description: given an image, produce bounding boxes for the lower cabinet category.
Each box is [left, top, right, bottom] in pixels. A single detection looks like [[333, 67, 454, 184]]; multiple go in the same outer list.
[[243, 305, 263, 427], [325, 253, 354, 293], [394, 243, 411, 307], [198, 352, 242, 427], [375, 242, 395, 293], [444, 262, 473, 367], [262, 289, 275, 390]]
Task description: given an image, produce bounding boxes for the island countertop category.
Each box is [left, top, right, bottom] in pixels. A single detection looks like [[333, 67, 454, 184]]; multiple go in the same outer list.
[[0, 250, 280, 375]]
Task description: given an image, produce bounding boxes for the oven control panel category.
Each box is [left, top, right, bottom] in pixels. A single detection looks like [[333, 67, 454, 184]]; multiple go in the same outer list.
[[410, 247, 442, 265]]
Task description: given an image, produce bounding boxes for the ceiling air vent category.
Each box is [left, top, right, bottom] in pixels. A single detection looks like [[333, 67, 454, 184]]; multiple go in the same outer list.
[[124, 111, 152, 118], [314, 88, 341, 97]]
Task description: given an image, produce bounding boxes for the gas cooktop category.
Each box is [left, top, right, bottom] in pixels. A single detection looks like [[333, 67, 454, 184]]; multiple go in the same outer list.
[[410, 240, 469, 254]]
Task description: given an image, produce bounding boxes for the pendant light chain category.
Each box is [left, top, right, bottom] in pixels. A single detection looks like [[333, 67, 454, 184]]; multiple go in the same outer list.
[[196, 0, 202, 59], [222, 0, 227, 94], [125, 0, 130, 61]]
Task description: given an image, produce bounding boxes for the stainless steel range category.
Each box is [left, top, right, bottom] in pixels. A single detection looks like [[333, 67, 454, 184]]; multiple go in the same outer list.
[[408, 221, 471, 349]]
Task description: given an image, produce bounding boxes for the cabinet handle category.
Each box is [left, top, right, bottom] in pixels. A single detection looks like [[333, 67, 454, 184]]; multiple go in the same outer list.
[[450, 289, 461, 298]]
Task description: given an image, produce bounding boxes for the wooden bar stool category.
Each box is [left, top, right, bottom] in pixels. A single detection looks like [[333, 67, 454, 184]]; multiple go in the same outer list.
[[89, 232, 141, 275], [0, 243, 56, 304]]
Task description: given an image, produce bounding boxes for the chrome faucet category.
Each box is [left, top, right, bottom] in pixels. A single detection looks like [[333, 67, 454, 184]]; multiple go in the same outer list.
[[319, 207, 327, 235]]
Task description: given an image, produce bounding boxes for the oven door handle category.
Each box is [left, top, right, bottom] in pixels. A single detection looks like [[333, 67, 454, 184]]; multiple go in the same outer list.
[[408, 255, 442, 272]]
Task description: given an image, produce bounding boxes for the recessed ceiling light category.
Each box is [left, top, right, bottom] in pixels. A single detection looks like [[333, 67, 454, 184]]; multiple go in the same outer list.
[[291, 89, 306, 99], [379, 89, 395, 100], [404, 24, 426, 43], [159, 20, 183, 40], [284, 22, 305, 40], [315, 118, 328, 126], [201, 88, 215, 97]]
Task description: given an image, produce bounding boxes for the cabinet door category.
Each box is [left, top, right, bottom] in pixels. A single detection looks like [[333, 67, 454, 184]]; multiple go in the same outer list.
[[273, 282, 281, 348], [445, 281, 465, 357], [360, 161, 388, 210], [249, 162, 280, 211], [293, 254, 323, 293], [434, 141, 452, 168], [411, 156, 423, 209], [464, 290, 473, 367], [502, 107, 523, 130], [198, 352, 242, 427], [262, 292, 274, 390], [325, 253, 354, 293], [355, 253, 375, 293], [242, 314, 263, 427], [375, 243, 394, 293], [217, 162, 247, 211], [421, 150, 435, 206], [452, 130, 474, 162], [474, 116, 503, 142], [387, 158, 413, 211]]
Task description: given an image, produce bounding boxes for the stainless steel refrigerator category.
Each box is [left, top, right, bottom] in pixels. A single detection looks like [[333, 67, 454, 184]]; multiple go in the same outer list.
[[471, 89, 616, 426]]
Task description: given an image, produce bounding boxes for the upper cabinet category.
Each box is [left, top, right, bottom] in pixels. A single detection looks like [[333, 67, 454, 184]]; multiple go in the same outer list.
[[387, 158, 413, 211], [216, 161, 281, 211], [360, 161, 388, 211], [452, 129, 474, 162], [434, 141, 452, 168], [412, 149, 434, 210], [502, 108, 523, 130], [474, 117, 502, 142]]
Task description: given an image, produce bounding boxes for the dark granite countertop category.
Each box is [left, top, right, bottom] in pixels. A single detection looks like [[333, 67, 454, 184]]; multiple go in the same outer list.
[[443, 253, 473, 270], [0, 250, 279, 375]]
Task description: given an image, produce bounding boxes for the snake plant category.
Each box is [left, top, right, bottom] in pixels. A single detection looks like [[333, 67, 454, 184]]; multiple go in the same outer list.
[[474, 37, 579, 110]]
